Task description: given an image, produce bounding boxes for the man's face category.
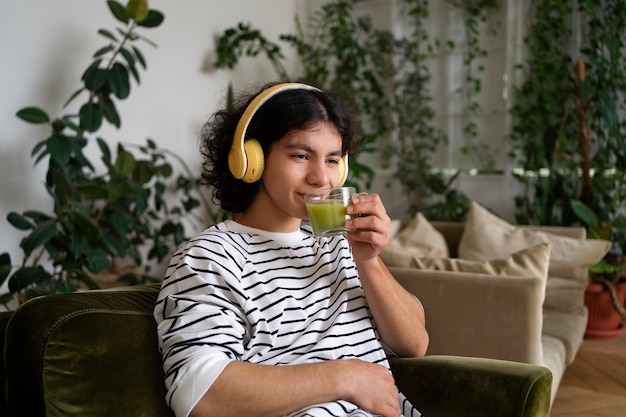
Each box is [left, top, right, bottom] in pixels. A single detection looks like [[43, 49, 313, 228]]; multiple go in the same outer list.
[[257, 123, 344, 226]]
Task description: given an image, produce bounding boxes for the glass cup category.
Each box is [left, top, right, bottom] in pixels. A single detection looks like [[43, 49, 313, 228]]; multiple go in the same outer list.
[[305, 187, 356, 237]]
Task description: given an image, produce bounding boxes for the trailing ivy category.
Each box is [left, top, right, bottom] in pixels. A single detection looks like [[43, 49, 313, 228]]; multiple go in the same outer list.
[[388, 0, 454, 217], [510, 0, 578, 225], [215, 0, 391, 188], [445, 0, 501, 169]]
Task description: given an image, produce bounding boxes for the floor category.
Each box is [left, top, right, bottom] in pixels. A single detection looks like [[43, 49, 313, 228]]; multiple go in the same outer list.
[[550, 329, 626, 416]]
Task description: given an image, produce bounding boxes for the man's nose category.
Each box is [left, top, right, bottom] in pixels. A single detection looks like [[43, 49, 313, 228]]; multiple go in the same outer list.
[[306, 160, 330, 186]]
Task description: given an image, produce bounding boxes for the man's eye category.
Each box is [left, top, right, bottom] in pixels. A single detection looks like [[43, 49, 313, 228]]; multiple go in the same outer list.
[[328, 158, 340, 165], [293, 154, 307, 160]]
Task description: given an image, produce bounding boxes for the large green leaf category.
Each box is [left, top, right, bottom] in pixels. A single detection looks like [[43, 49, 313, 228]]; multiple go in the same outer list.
[[69, 222, 87, 260], [51, 168, 74, 201], [107, 0, 129, 24], [126, 0, 149, 22], [8, 266, 49, 292], [119, 47, 136, 68], [108, 63, 131, 99], [21, 221, 57, 254], [67, 137, 95, 173], [153, 181, 166, 210], [107, 177, 130, 199], [97, 137, 112, 163], [56, 117, 82, 135], [23, 210, 52, 222], [68, 212, 101, 243], [7, 212, 34, 230], [0, 253, 10, 267], [46, 135, 72, 164], [16, 107, 50, 124], [121, 47, 141, 83], [101, 96, 121, 128], [93, 45, 115, 59], [132, 46, 147, 69], [126, 181, 150, 211], [97, 28, 118, 42], [86, 248, 111, 273], [83, 64, 107, 92], [99, 230, 126, 257], [134, 160, 154, 184], [138, 10, 164, 28], [114, 149, 136, 175], [79, 102, 103, 132], [106, 206, 131, 236], [156, 162, 173, 178]]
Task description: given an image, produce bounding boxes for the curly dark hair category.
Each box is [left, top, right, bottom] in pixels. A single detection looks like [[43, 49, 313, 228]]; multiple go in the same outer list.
[[200, 82, 356, 214]]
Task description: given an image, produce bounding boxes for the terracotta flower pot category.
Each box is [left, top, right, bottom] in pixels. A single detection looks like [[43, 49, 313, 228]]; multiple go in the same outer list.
[[584, 281, 626, 339]]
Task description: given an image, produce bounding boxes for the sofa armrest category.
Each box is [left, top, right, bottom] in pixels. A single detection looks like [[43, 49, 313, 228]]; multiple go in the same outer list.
[[389, 355, 552, 417], [389, 267, 545, 365], [4, 284, 174, 417]]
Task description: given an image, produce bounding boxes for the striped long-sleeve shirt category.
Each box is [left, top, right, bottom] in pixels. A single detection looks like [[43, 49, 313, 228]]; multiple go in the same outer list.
[[154, 220, 422, 417]]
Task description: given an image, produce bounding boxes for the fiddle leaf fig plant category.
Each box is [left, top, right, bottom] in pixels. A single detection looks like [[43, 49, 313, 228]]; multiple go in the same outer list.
[[0, 0, 212, 306]]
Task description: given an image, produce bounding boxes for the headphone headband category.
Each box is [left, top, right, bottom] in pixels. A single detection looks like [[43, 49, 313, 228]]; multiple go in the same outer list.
[[230, 83, 320, 181], [228, 82, 348, 185]]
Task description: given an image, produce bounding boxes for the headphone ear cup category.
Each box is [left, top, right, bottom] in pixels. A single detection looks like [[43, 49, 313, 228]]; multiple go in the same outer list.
[[241, 139, 265, 183], [228, 147, 245, 179], [337, 154, 349, 186]]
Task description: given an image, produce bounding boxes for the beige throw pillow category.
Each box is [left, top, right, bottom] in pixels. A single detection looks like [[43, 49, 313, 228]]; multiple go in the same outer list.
[[412, 243, 550, 282], [380, 212, 449, 268], [459, 201, 611, 277]]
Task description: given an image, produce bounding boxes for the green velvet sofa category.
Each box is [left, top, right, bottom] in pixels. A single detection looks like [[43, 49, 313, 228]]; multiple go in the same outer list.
[[0, 284, 552, 417]]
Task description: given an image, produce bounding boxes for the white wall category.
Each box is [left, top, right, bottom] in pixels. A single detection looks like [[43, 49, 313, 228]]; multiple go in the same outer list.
[[0, 0, 522, 301], [0, 0, 302, 295]]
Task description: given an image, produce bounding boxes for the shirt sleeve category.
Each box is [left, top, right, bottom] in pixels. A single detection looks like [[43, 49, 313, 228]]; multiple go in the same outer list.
[[154, 243, 248, 417]]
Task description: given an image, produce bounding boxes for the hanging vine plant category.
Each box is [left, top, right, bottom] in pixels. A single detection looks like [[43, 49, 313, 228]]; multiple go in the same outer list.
[[445, 0, 501, 169], [214, 0, 394, 189], [509, 0, 578, 226], [388, 0, 460, 219], [213, 0, 464, 221]]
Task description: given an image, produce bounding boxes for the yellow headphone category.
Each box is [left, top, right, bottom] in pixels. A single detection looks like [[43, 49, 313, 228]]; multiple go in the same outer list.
[[228, 82, 349, 185]]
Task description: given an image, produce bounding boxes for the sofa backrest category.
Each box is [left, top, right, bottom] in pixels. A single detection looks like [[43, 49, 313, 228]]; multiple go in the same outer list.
[[429, 221, 590, 312], [2, 284, 174, 417]]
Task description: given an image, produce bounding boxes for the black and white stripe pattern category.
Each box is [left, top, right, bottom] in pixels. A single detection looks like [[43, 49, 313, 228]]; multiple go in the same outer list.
[[154, 220, 422, 417]]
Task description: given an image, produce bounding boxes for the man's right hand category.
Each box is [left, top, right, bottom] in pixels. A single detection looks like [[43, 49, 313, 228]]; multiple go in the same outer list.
[[338, 359, 402, 417]]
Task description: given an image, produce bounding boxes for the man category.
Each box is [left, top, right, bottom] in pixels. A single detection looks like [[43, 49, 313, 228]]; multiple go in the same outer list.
[[154, 83, 428, 417]]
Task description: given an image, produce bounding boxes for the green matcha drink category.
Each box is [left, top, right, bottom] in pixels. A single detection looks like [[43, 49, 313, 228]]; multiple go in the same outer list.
[[305, 187, 356, 236], [306, 201, 348, 236]]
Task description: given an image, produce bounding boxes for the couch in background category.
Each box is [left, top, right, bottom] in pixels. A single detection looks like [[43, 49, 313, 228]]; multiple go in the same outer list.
[[0, 284, 552, 417], [383, 201, 611, 406]]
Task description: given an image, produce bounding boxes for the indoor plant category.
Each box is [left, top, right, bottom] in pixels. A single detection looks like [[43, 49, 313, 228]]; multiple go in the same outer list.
[[0, 0, 214, 307], [571, 199, 626, 338], [214, 0, 473, 220]]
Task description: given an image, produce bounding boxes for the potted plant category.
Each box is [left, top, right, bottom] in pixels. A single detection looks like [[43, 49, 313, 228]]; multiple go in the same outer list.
[[0, 0, 217, 307], [571, 200, 626, 339]]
